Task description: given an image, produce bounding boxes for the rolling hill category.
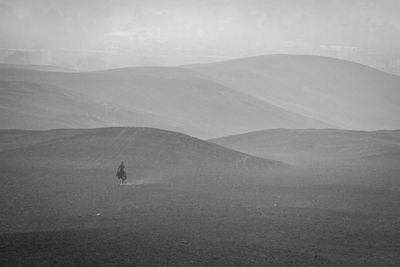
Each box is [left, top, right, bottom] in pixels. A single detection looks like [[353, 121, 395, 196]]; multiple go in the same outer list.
[[3, 55, 399, 135], [211, 129, 400, 186], [0, 79, 181, 131], [211, 129, 400, 162], [0, 64, 74, 72], [0, 127, 284, 186], [188, 55, 400, 130], [0, 127, 285, 234], [1, 128, 400, 266], [0, 65, 329, 138]]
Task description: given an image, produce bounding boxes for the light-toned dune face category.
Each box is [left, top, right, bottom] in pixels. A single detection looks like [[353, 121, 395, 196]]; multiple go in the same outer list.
[[211, 129, 400, 161], [0, 80, 174, 131], [0, 64, 329, 138], [211, 129, 400, 186], [189, 55, 400, 130]]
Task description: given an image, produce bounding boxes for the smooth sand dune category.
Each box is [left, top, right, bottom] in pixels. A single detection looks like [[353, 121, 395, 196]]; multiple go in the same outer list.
[[189, 55, 400, 130], [0, 64, 329, 138]]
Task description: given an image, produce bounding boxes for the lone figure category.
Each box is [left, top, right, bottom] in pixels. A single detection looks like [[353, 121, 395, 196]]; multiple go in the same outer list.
[[116, 161, 127, 184]]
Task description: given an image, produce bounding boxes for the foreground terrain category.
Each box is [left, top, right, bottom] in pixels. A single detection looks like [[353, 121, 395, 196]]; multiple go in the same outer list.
[[1, 127, 400, 266]]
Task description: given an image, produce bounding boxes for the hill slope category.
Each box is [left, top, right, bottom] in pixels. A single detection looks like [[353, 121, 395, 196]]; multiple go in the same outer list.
[[0, 127, 285, 234], [189, 55, 400, 130], [0, 127, 284, 185], [0, 80, 179, 131], [211, 129, 400, 186], [0, 65, 329, 138], [211, 129, 400, 162], [0, 64, 74, 72]]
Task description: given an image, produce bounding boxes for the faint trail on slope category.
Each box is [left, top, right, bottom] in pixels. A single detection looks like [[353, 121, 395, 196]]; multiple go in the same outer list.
[[90, 128, 138, 170]]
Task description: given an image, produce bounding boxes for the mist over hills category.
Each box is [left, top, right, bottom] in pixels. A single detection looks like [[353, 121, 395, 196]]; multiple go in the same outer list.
[[0, 63, 328, 138], [1, 54, 400, 265], [2, 0, 400, 264], [190, 55, 400, 130], [1, 55, 400, 138]]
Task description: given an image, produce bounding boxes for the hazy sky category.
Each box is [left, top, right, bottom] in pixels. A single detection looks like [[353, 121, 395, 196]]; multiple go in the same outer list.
[[1, 0, 400, 57]]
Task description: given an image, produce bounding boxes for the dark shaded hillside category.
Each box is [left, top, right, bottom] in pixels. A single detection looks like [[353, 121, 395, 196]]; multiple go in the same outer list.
[[0, 127, 284, 237], [1, 128, 400, 266], [189, 55, 400, 130], [0, 65, 329, 138], [0, 127, 284, 186]]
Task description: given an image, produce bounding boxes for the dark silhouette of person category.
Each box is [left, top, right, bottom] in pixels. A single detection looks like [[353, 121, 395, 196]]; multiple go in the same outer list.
[[118, 161, 125, 172], [116, 161, 127, 183]]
